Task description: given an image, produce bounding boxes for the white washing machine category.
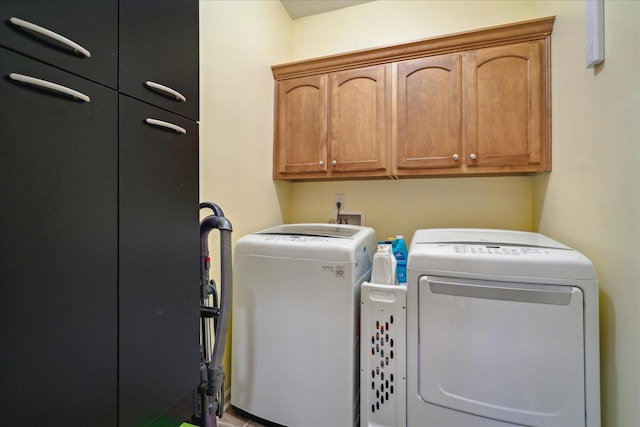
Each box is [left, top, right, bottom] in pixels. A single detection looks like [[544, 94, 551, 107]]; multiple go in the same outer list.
[[231, 223, 376, 427], [407, 229, 600, 427]]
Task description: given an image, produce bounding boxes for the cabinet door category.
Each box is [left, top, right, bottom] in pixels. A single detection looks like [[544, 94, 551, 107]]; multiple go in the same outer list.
[[275, 75, 329, 176], [120, 0, 199, 120], [119, 95, 199, 427], [465, 41, 548, 171], [0, 0, 117, 88], [396, 54, 462, 174], [0, 48, 117, 425], [330, 65, 390, 174]]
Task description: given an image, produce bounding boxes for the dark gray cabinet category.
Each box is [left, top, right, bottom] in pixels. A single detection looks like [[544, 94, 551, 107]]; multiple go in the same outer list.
[[1, 0, 199, 425], [118, 95, 199, 427], [118, 1, 200, 424], [0, 0, 118, 89], [0, 47, 118, 426], [120, 0, 199, 120]]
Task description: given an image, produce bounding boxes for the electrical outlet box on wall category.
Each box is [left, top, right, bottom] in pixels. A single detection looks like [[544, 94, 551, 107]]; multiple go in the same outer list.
[[333, 210, 365, 226]]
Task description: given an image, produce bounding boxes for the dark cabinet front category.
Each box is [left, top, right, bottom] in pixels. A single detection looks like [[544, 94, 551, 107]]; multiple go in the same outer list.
[[1, 0, 200, 425], [119, 95, 200, 427], [0, 0, 118, 89], [0, 47, 118, 426], [119, 0, 199, 120]]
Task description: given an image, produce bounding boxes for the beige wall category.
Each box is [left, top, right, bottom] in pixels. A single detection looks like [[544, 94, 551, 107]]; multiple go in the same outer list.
[[285, 0, 539, 244], [530, 1, 640, 426], [199, 0, 292, 237], [287, 178, 533, 242], [199, 0, 293, 394], [200, 1, 640, 425], [290, 0, 534, 59]]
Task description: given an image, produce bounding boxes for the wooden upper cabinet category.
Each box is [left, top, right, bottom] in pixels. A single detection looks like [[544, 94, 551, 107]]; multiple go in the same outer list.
[[276, 75, 328, 175], [272, 16, 554, 180], [396, 54, 462, 174], [274, 66, 390, 179], [465, 41, 548, 172], [330, 65, 389, 174]]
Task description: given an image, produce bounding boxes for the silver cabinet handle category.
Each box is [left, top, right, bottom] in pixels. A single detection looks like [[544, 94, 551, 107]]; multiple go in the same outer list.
[[469, 153, 477, 160], [145, 81, 186, 102], [319, 160, 324, 166], [9, 73, 90, 102], [332, 160, 337, 166], [145, 118, 186, 134], [452, 154, 459, 161], [10, 17, 91, 58]]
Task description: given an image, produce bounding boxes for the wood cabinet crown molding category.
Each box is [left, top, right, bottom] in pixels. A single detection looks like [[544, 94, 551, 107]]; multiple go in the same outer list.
[[272, 16, 555, 80]]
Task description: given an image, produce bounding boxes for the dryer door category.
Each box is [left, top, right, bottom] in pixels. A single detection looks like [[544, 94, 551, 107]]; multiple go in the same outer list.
[[419, 275, 585, 427]]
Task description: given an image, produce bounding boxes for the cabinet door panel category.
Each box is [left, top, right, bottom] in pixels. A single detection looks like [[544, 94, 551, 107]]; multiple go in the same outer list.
[[466, 41, 546, 170], [276, 75, 328, 175], [0, 0, 117, 88], [330, 65, 389, 173], [119, 95, 199, 427], [397, 54, 462, 172], [0, 48, 117, 425], [120, 0, 199, 120]]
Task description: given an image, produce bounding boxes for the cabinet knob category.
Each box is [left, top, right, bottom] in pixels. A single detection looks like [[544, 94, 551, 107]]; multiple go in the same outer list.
[[469, 153, 477, 160], [319, 160, 324, 166], [332, 160, 337, 166], [452, 154, 459, 161]]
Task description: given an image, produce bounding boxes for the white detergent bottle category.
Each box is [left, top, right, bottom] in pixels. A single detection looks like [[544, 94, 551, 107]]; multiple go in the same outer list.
[[371, 244, 397, 285]]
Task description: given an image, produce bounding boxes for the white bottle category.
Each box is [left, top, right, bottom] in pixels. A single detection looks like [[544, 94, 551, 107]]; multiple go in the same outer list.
[[371, 244, 397, 285]]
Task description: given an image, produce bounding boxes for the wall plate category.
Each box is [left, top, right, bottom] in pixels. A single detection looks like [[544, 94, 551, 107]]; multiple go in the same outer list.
[[333, 209, 365, 226]]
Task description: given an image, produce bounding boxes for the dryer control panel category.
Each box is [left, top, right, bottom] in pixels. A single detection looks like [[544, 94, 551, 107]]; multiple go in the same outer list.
[[452, 245, 549, 256]]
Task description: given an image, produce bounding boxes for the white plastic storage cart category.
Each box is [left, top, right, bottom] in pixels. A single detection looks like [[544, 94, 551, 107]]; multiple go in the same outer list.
[[360, 282, 407, 427]]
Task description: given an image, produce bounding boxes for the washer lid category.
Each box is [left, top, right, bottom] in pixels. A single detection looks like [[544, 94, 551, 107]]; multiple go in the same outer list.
[[258, 223, 363, 238], [235, 223, 375, 261]]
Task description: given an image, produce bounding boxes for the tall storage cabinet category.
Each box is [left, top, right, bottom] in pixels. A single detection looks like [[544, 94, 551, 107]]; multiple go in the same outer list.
[[119, 97, 199, 427], [0, 1, 200, 426], [118, 1, 200, 425], [0, 47, 119, 427]]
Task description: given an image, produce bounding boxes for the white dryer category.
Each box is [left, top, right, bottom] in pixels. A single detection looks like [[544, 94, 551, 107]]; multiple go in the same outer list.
[[406, 229, 600, 427], [231, 223, 376, 427]]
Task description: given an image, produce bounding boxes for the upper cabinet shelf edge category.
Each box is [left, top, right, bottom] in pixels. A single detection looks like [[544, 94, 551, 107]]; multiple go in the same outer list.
[[272, 16, 555, 80]]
